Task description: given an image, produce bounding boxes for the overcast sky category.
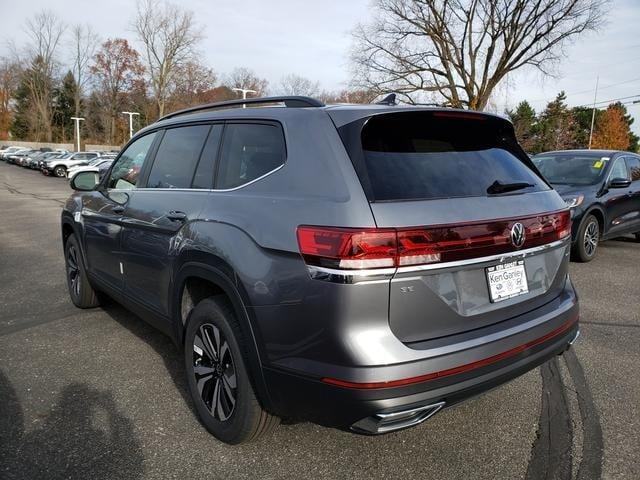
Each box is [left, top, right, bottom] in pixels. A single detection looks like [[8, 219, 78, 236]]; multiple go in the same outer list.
[[1, 0, 639, 134]]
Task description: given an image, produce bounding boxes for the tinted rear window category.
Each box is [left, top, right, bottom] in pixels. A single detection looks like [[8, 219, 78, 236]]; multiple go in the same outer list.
[[353, 112, 546, 201]]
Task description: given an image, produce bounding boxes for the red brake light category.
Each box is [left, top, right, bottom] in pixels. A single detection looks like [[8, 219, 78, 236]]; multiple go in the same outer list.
[[297, 210, 570, 270], [296, 227, 396, 269]]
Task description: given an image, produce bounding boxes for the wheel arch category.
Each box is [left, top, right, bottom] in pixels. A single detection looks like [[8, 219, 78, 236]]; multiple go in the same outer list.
[[173, 257, 275, 412], [583, 204, 605, 235], [60, 214, 89, 267]]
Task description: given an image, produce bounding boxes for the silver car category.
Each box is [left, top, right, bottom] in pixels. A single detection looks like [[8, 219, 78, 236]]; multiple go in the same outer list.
[[61, 96, 579, 444]]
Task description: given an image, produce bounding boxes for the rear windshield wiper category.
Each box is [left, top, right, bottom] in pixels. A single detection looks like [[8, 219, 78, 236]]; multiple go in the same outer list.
[[487, 180, 535, 195]]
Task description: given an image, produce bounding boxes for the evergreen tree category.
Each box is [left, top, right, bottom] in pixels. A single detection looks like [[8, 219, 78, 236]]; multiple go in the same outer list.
[[506, 101, 538, 153], [9, 75, 32, 140], [571, 106, 601, 149], [52, 71, 77, 143], [84, 91, 105, 143], [537, 92, 579, 152]]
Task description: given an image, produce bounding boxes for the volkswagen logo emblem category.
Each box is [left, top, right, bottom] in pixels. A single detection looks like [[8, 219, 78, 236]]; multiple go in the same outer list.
[[510, 223, 526, 248]]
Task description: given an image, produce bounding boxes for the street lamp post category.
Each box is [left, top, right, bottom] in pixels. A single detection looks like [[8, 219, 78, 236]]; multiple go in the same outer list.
[[70, 117, 85, 152], [122, 111, 140, 140], [232, 88, 257, 108]]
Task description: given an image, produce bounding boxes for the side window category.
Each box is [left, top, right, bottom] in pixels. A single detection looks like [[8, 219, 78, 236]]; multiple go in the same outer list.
[[146, 125, 210, 189], [216, 123, 285, 189], [609, 157, 629, 181], [107, 132, 157, 190], [625, 157, 640, 182], [192, 125, 223, 189]]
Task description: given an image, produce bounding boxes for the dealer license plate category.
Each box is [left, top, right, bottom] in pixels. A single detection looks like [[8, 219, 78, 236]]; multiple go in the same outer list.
[[486, 260, 529, 303]]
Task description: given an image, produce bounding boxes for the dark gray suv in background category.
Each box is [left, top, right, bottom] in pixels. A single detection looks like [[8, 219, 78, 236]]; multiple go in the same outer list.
[[61, 96, 579, 444]]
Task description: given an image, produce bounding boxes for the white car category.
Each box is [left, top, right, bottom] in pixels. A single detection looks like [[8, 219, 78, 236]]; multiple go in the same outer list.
[[42, 152, 100, 177], [67, 157, 115, 180], [1, 147, 29, 160]]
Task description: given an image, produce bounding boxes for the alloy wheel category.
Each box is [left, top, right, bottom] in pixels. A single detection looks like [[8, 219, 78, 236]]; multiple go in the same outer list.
[[67, 244, 81, 298], [583, 220, 599, 257], [193, 323, 237, 421]]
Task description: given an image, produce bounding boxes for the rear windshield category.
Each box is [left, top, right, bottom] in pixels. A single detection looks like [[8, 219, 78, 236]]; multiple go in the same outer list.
[[532, 153, 610, 185], [349, 112, 547, 201]]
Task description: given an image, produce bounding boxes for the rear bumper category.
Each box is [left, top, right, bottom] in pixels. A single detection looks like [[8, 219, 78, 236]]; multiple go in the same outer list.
[[262, 281, 579, 432]]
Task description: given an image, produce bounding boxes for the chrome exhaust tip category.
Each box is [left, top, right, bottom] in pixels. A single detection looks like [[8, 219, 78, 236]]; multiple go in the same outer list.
[[569, 329, 580, 346], [351, 401, 445, 435]]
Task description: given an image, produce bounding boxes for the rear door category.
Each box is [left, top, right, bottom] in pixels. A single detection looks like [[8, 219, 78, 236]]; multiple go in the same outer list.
[[623, 155, 640, 232], [119, 123, 221, 318], [339, 110, 570, 343], [603, 156, 635, 236]]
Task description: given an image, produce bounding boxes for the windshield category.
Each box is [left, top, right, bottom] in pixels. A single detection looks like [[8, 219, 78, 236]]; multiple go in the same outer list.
[[532, 153, 610, 185]]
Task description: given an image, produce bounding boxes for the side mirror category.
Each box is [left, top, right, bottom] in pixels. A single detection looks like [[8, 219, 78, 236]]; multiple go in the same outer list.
[[70, 171, 99, 191], [608, 177, 631, 189]]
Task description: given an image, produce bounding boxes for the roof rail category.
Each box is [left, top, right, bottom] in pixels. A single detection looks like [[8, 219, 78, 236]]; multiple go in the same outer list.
[[159, 96, 325, 121]]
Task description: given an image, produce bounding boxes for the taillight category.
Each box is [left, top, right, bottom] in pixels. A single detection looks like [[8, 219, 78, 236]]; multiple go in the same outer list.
[[297, 210, 571, 270], [296, 226, 396, 269]]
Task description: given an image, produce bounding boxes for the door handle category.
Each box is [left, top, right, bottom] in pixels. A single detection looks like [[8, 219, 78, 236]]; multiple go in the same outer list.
[[167, 210, 187, 221], [112, 205, 125, 214]]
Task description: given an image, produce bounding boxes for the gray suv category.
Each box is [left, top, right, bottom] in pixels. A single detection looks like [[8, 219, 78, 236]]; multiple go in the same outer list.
[[61, 96, 579, 444]]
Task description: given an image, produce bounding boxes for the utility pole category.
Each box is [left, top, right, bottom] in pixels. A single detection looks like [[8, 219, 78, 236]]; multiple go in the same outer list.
[[122, 111, 140, 140], [232, 88, 257, 108], [70, 117, 85, 152], [588, 76, 599, 149]]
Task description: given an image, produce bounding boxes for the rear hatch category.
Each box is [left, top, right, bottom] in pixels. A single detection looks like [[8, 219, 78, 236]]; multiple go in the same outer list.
[[335, 109, 571, 344]]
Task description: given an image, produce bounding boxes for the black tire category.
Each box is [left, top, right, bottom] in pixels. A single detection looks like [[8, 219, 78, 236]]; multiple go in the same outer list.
[[572, 214, 600, 262], [184, 297, 279, 444], [64, 235, 100, 308], [634, 233, 640, 242], [53, 165, 66, 178]]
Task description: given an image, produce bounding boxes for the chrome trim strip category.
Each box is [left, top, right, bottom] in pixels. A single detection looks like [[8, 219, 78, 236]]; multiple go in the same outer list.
[[134, 163, 285, 193], [307, 238, 569, 282], [395, 237, 569, 274], [307, 265, 395, 284]]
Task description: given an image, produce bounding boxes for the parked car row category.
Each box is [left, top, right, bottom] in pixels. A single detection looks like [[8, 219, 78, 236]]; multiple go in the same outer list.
[[0, 145, 118, 181]]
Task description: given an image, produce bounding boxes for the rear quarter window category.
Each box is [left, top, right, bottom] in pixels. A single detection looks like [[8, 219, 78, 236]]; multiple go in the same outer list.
[[215, 123, 286, 189]]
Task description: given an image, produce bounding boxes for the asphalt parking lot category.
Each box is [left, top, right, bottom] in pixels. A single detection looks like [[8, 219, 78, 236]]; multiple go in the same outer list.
[[0, 161, 638, 480]]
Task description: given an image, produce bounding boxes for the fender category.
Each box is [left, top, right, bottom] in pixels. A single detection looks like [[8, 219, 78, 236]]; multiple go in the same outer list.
[[172, 260, 275, 413]]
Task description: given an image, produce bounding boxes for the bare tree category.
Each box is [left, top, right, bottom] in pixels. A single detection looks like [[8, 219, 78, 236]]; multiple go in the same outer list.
[[22, 10, 65, 141], [352, 0, 609, 109], [170, 60, 217, 108], [0, 57, 20, 139], [70, 24, 99, 117], [134, 0, 203, 118], [318, 89, 378, 104], [225, 67, 269, 97], [278, 73, 320, 97]]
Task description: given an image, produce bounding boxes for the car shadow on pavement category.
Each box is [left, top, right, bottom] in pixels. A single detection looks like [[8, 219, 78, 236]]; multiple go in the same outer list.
[[0, 369, 144, 480], [98, 299, 197, 416]]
